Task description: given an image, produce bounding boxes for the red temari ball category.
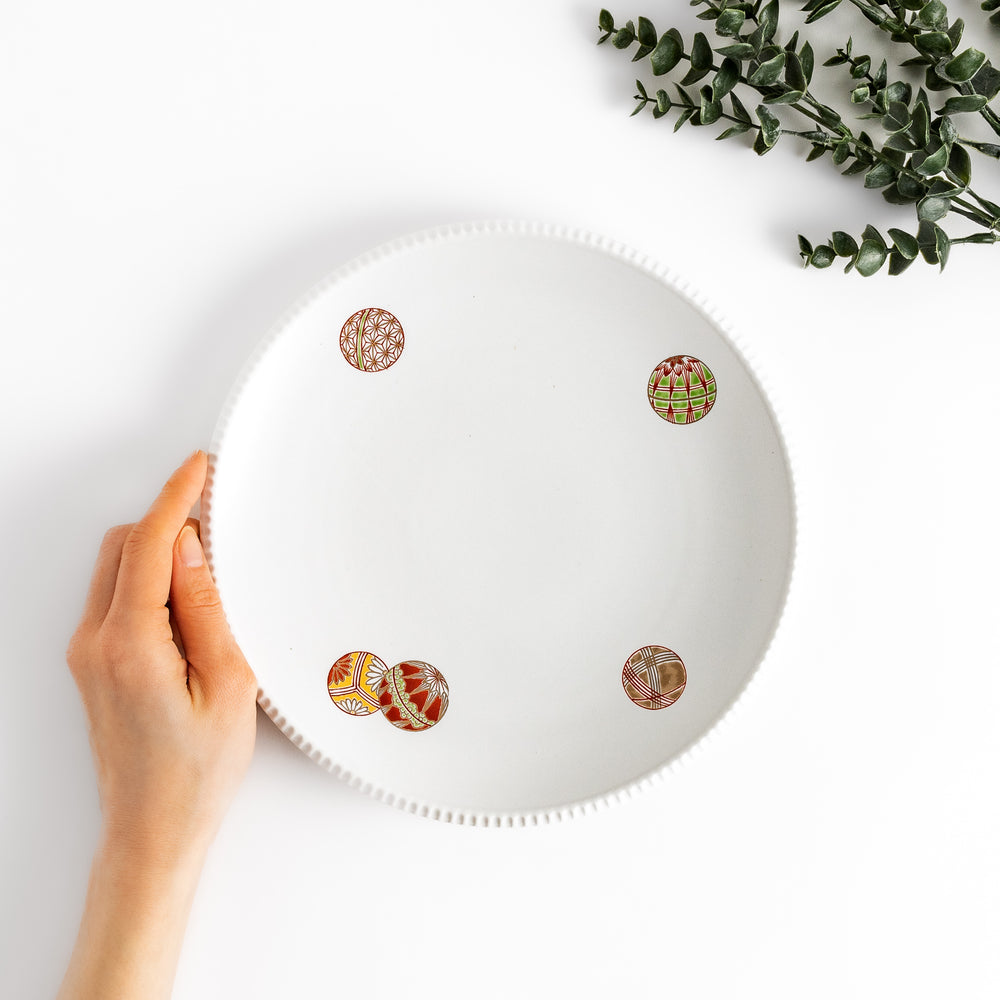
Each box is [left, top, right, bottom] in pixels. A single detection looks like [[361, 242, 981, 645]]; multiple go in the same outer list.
[[377, 660, 450, 732], [339, 307, 404, 372]]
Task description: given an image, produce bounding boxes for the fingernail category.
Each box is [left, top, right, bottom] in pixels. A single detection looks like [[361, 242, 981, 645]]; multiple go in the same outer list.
[[178, 525, 204, 568]]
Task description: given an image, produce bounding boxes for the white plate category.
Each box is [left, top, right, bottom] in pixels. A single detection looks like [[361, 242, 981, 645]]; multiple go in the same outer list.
[[204, 221, 795, 824]]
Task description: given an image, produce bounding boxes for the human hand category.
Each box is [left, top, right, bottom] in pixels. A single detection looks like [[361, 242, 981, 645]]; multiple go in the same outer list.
[[60, 450, 257, 1000], [66, 449, 257, 863]]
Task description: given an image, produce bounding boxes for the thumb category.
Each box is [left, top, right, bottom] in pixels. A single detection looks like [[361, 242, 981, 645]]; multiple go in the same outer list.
[[171, 523, 247, 703]]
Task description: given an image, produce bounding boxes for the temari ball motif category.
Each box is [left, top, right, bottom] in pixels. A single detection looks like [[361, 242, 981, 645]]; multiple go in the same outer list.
[[328, 651, 389, 716], [378, 660, 450, 732], [622, 645, 687, 710], [339, 307, 404, 372], [647, 355, 717, 424]]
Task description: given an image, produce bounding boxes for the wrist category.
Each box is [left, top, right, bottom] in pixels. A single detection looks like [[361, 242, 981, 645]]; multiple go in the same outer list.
[[98, 816, 211, 894]]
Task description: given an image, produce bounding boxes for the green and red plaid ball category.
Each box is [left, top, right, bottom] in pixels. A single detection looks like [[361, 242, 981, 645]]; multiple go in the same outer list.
[[647, 355, 717, 424]]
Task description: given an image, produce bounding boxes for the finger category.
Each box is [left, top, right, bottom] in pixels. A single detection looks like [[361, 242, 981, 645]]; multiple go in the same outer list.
[[170, 523, 253, 704], [112, 450, 208, 615], [79, 524, 132, 628]]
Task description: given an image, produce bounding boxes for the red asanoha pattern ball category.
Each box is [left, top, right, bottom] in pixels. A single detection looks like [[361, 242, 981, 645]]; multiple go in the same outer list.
[[339, 307, 405, 372]]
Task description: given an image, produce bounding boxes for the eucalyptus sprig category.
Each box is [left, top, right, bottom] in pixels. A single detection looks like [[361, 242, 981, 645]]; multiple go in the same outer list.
[[597, 1, 1000, 274]]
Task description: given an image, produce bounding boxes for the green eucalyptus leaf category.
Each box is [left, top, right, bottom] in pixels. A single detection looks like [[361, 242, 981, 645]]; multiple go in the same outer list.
[[673, 107, 696, 132], [753, 128, 775, 154], [865, 161, 898, 187], [717, 123, 752, 139], [715, 8, 746, 36], [937, 95, 989, 114], [949, 143, 973, 186], [917, 195, 950, 220], [832, 141, 851, 164], [897, 172, 926, 199], [882, 101, 910, 133], [650, 31, 684, 75], [938, 115, 958, 145], [756, 104, 781, 146], [750, 51, 786, 86], [916, 0, 948, 28], [599, 9, 614, 32], [691, 31, 713, 71], [656, 89, 671, 113], [730, 91, 752, 123], [831, 231, 859, 256], [715, 42, 755, 58], [884, 81, 912, 105], [940, 48, 987, 83], [850, 55, 872, 79], [800, 41, 815, 84], [947, 17, 965, 50], [851, 85, 870, 104], [759, 0, 779, 41], [843, 159, 869, 176], [884, 132, 918, 151], [765, 89, 806, 104], [924, 66, 952, 92], [917, 219, 940, 263], [935, 225, 951, 270], [637, 16, 657, 48], [862, 225, 887, 250], [700, 86, 723, 125], [713, 58, 740, 101], [612, 27, 636, 49], [810, 245, 836, 267], [806, 144, 828, 161], [635, 79, 648, 100], [915, 142, 949, 175], [680, 64, 712, 86], [798, 234, 814, 256], [910, 101, 931, 146], [803, 0, 842, 24], [888, 250, 915, 275], [971, 63, 1000, 100], [914, 31, 953, 58], [856, 240, 887, 276], [883, 183, 919, 204], [888, 228, 919, 259], [786, 51, 807, 93]]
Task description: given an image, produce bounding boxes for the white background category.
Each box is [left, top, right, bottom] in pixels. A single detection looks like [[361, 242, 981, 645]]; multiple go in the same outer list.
[[1, 2, 998, 998]]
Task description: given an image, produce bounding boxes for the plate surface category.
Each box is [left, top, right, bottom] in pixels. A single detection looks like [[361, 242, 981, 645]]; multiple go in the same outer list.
[[204, 222, 795, 823]]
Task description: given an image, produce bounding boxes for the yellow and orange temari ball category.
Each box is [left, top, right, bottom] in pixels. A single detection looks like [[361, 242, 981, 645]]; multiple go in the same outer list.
[[327, 651, 389, 717], [377, 660, 450, 731]]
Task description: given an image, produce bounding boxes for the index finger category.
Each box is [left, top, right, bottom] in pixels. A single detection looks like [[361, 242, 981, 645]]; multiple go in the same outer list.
[[110, 450, 209, 615]]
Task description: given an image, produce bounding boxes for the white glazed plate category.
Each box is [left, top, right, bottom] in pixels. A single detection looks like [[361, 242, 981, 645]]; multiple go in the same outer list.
[[204, 222, 795, 823]]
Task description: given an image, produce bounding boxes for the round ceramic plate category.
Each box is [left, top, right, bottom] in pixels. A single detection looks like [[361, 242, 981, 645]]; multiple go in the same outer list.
[[204, 221, 795, 824]]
